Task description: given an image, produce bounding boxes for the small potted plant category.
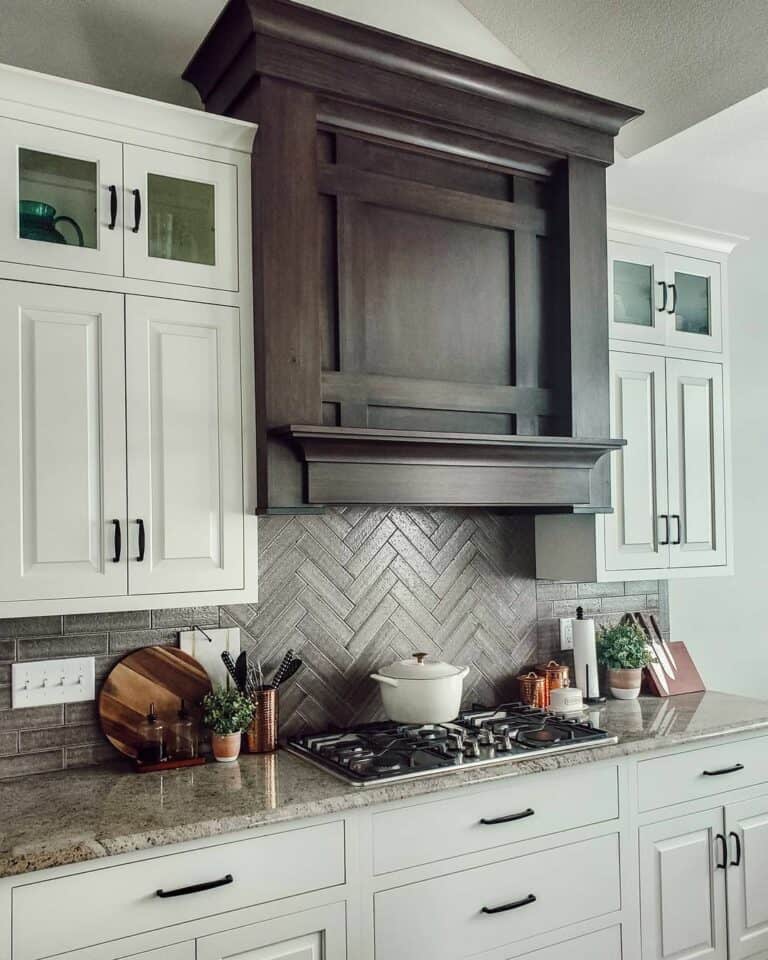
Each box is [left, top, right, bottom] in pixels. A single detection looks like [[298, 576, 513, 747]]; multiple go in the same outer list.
[[202, 687, 255, 762], [596, 621, 655, 700]]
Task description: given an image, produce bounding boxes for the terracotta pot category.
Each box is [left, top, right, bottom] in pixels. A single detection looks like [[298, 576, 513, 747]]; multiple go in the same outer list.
[[211, 731, 242, 762], [607, 667, 642, 700]]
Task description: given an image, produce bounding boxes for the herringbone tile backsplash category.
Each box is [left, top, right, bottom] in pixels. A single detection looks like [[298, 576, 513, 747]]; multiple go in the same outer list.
[[0, 507, 664, 777]]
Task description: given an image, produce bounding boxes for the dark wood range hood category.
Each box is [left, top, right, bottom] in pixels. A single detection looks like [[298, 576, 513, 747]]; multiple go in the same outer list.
[[185, 0, 641, 512]]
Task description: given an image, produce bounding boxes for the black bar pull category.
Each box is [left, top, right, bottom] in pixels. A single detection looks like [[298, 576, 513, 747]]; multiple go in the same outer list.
[[659, 515, 670, 546], [482, 894, 536, 915], [480, 808, 535, 826], [671, 515, 682, 545], [729, 831, 742, 867], [715, 833, 727, 869], [108, 185, 118, 230], [132, 188, 142, 234], [657, 280, 668, 312], [667, 283, 677, 314], [156, 874, 233, 899], [703, 763, 744, 777], [137, 518, 146, 562], [111, 519, 121, 563]]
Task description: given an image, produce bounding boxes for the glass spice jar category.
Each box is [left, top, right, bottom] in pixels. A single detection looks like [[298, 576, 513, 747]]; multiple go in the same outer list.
[[136, 702, 166, 765], [168, 699, 197, 760]]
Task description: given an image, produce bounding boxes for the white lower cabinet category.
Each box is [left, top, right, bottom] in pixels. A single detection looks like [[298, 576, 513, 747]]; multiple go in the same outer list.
[[509, 926, 622, 960], [639, 794, 768, 960], [197, 903, 346, 960]]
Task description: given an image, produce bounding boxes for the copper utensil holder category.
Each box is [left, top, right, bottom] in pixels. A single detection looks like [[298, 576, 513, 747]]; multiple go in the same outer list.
[[246, 687, 278, 754], [536, 660, 570, 706], [517, 671, 547, 708]]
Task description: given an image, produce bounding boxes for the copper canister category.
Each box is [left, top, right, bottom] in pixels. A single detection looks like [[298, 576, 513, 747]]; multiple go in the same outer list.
[[536, 660, 570, 706], [245, 687, 278, 753], [517, 671, 547, 709]]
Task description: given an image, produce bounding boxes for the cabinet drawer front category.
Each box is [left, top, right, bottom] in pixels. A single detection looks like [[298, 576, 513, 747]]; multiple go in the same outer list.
[[374, 833, 620, 960], [373, 764, 618, 874], [13, 822, 345, 960], [638, 736, 768, 811], [516, 925, 621, 960]]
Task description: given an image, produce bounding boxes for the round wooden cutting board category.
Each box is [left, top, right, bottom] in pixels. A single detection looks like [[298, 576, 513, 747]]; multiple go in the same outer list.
[[99, 646, 212, 759]]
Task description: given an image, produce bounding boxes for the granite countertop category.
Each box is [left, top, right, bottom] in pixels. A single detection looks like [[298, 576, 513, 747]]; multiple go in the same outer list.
[[2, 691, 768, 880]]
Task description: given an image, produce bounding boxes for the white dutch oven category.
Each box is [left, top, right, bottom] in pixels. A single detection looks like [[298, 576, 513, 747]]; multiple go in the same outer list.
[[370, 653, 470, 723]]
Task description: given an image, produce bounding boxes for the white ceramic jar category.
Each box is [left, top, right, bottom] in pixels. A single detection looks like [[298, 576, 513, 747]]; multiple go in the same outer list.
[[370, 653, 470, 723]]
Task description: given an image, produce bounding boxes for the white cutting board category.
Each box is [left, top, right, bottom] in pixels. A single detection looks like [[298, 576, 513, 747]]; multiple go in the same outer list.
[[179, 627, 241, 690]]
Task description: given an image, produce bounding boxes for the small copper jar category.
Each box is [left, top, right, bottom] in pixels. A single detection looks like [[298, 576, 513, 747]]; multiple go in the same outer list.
[[517, 671, 547, 708], [536, 660, 570, 706]]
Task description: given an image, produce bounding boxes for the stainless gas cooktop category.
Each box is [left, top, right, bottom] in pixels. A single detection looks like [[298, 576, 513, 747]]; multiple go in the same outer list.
[[285, 702, 618, 787]]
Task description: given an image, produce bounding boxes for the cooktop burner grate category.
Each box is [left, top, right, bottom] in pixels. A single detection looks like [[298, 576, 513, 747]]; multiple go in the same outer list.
[[286, 702, 618, 787]]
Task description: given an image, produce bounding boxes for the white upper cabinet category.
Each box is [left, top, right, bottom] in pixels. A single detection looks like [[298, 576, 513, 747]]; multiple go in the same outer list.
[[0, 117, 123, 276], [604, 352, 669, 572], [125, 297, 244, 594], [610, 242, 723, 354], [0, 280, 127, 601], [123, 146, 238, 291]]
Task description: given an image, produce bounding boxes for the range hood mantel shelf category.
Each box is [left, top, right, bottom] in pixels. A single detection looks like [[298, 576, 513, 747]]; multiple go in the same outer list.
[[280, 425, 625, 507]]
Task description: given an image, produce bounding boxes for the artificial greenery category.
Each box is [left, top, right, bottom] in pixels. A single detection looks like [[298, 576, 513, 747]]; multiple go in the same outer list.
[[596, 621, 655, 670], [202, 687, 255, 735]]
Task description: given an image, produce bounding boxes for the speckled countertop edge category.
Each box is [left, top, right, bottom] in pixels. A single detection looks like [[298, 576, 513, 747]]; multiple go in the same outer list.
[[2, 691, 768, 879]]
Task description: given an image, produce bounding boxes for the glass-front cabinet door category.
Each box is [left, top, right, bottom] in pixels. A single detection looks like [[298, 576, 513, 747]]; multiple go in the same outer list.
[[0, 117, 123, 275], [123, 145, 238, 290], [608, 241, 667, 345], [666, 253, 722, 352]]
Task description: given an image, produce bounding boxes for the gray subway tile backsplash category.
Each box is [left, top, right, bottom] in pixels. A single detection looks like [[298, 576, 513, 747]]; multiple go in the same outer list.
[[0, 507, 667, 779]]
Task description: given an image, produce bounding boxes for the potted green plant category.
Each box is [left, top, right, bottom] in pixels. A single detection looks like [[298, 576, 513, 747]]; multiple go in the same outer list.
[[202, 687, 255, 762], [596, 621, 655, 700]]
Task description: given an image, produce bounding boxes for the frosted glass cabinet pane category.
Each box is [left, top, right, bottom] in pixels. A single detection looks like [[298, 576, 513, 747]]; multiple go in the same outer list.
[[19, 148, 96, 249], [675, 271, 711, 336], [613, 260, 653, 327], [147, 173, 215, 266]]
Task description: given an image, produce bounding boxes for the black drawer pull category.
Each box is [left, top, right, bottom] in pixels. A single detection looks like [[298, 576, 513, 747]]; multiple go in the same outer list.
[[715, 833, 727, 869], [730, 831, 742, 867], [482, 894, 536, 915], [132, 188, 142, 233], [137, 518, 146, 562], [108, 185, 118, 230], [703, 763, 744, 777], [667, 282, 677, 314], [657, 280, 668, 312], [480, 808, 535, 826], [156, 874, 233, 898], [111, 519, 121, 563]]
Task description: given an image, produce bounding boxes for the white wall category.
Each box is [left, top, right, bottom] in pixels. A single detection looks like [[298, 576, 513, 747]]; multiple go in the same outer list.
[[295, 0, 528, 71], [666, 238, 768, 698]]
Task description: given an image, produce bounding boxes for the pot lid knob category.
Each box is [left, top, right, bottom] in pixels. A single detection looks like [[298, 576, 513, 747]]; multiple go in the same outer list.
[[413, 652, 427, 664]]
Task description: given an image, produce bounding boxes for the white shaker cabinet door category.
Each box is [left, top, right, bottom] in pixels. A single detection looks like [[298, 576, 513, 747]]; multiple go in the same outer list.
[[0, 280, 127, 602], [125, 296, 244, 595], [725, 795, 768, 960], [604, 351, 669, 571], [197, 903, 347, 960], [123, 145, 238, 291], [639, 809, 727, 960], [666, 253, 723, 354], [665, 359, 727, 569], [608, 240, 667, 345]]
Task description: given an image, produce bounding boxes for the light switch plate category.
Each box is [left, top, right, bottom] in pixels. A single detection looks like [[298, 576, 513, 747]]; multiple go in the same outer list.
[[559, 617, 574, 651], [179, 627, 241, 690], [12, 657, 95, 708]]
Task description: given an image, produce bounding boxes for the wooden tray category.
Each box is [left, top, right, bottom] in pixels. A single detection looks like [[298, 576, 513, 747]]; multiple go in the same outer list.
[[99, 646, 212, 759]]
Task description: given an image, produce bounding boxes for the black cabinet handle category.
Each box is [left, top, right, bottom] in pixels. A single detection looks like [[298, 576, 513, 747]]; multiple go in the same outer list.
[[659, 515, 670, 546], [108, 185, 118, 230], [671, 514, 682, 545], [111, 519, 121, 563], [132, 188, 142, 234], [703, 763, 744, 777], [482, 894, 536, 915], [480, 808, 535, 826], [137, 518, 146, 562], [667, 283, 677, 314], [156, 874, 233, 899], [657, 280, 668, 312], [730, 831, 742, 867], [715, 833, 727, 869]]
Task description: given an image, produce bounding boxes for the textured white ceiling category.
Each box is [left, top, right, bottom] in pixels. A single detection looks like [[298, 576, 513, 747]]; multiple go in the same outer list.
[[460, 0, 768, 155]]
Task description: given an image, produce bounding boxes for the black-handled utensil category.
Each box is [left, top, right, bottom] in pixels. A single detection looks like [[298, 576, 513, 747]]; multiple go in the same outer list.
[[269, 649, 295, 689], [274, 658, 302, 689], [235, 651, 248, 693], [221, 651, 240, 689]]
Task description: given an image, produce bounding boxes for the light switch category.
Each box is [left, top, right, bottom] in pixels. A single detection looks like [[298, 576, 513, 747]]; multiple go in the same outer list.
[[11, 657, 95, 708]]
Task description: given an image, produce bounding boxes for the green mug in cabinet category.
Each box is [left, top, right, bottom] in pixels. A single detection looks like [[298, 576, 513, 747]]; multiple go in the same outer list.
[[19, 199, 85, 246]]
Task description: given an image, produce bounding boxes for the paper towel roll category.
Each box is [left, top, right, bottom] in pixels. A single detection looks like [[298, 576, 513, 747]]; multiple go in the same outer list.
[[573, 615, 600, 700]]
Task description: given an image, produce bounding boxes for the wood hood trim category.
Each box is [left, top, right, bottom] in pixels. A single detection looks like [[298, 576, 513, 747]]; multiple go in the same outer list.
[[279, 426, 625, 507]]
